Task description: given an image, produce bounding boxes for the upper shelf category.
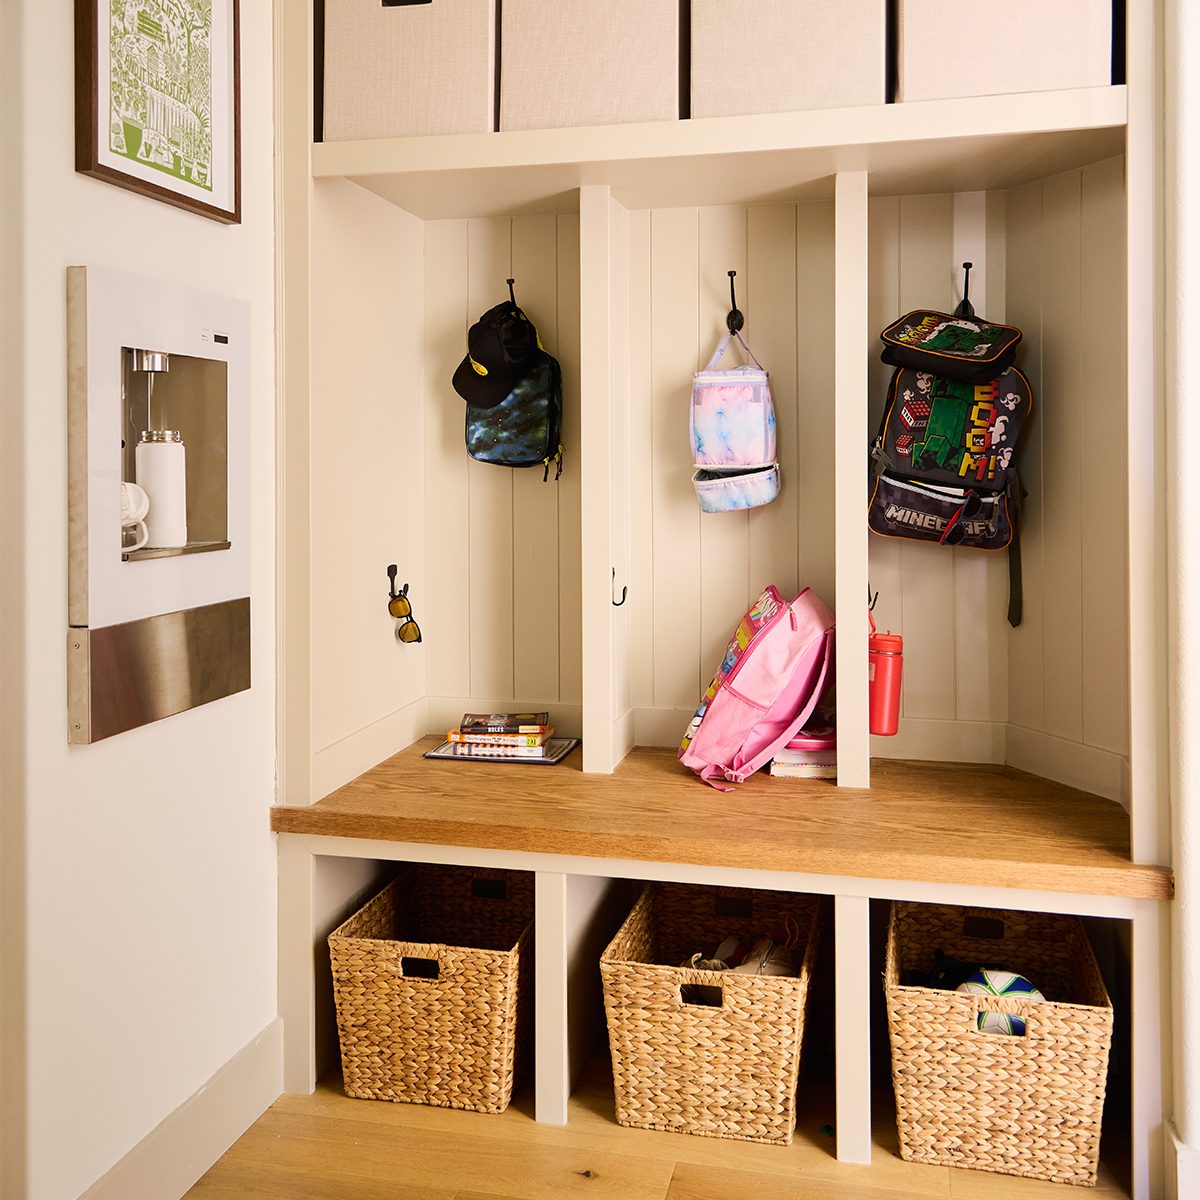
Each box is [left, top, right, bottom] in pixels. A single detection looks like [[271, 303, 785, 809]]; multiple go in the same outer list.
[[271, 738, 1171, 902], [313, 87, 1128, 218]]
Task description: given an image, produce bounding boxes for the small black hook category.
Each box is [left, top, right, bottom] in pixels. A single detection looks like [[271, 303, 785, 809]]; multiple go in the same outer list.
[[612, 568, 628, 607], [506, 277, 517, 306], [726, 270, 744, 334], [868, 585, 879, 612], [387, 563, 399, 599], [953, 261, 976, 319]]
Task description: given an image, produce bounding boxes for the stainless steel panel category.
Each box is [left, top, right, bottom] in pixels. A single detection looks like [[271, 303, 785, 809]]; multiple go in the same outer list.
[[67, 598, 251, 744]]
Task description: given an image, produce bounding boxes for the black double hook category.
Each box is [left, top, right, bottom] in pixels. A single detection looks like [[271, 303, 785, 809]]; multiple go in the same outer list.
[[726, 270, 744, 334]]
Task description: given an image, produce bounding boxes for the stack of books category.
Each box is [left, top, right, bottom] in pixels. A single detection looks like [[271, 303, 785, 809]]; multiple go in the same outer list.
[[425, 712, 579, 765], [769, 723, 837, 779], [445, 712, 556, 759]]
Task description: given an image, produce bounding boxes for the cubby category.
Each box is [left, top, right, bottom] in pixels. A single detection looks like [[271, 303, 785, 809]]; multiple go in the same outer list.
[[275, 5, 1170, 1196]]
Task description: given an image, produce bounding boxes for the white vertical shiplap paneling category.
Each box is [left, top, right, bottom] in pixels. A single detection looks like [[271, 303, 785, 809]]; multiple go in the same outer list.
[[953, 192, 1010, 726], [556, 215, 584, 706], [795, 203, 837, 608], [422, 219, 472, 699], [626, 209, 655, 711], [511, 215, 562, 703], [650, 208, 703, 709], [697, 207, 752, 682], [1079, 157, 1129, 757], [1039, 170, 1086, 744], [1005, 180, 1047, 734], [466, 219, 516, 700], [895, 194, 958, 723], [747, 205, 799, 602]]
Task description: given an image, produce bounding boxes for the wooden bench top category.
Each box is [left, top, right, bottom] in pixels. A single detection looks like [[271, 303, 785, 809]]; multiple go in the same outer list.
[[271, 739, 1172, 901]]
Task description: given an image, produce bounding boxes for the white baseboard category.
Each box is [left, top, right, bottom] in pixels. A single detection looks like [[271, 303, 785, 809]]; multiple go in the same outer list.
[[1169, 1120, 1200, 1200], [633, 707, 693, 748], [312, 697, 429, 800], [1005, 724, 1128, 806], [873, 717, 1006, 764], [82, 1018, 283, 1200]]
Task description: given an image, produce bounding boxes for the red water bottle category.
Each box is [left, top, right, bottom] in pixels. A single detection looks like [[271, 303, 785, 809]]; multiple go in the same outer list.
[[868, 610, 903, 736]]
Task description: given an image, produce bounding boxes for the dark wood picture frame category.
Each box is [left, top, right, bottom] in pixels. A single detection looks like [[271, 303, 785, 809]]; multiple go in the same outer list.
[[75, 0, 242, 225]]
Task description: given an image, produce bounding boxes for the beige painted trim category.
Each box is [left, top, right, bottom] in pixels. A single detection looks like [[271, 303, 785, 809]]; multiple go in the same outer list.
[[1168, 1121, 1200, 1200], [312, 696, 430, 801], [874, 718, 1006, 765], [1006, 724, 1128, 806], [0, 2, 28, 1194], [81, 1019, 283, 1200], [275, 0, 313, 811]]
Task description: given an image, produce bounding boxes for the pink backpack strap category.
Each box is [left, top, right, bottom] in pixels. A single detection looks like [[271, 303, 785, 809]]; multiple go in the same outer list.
[[699, 765, 736, 793], [704, 330, 765, 372]]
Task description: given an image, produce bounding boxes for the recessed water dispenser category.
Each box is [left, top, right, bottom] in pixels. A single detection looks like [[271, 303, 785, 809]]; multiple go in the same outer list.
[[120, 346, 230, 560], [67, 266, 251, 744]]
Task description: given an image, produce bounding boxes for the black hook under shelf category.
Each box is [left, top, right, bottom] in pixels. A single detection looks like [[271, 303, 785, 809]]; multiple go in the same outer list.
[[953, 261, 976, 319], [726, 270, 744, 334], [612, 568, 628, 607]]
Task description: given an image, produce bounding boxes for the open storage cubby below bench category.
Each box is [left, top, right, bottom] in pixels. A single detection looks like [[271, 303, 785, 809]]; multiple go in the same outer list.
[[278, 4, 1173, 1186], [272, 741, 1170, 1198]]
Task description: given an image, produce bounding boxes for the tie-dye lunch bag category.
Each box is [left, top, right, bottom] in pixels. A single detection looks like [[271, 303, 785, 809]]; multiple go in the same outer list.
[[690, 330, 780, 512]]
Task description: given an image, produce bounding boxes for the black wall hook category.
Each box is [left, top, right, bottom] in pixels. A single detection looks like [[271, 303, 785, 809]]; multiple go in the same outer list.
[[507, 277, 517, 306], [612, 568, 628, 607], [726, 270, 744, 334], [953, 262, 976, 319]]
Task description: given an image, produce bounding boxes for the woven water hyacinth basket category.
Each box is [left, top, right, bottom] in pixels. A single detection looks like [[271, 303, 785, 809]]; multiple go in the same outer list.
[[600, 883, 822, 1144], [328, 864, 533, 1113], [885, 902, 1113, 1186]]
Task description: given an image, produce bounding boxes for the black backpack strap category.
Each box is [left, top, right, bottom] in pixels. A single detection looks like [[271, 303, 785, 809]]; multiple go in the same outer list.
[[1006, 471, 1025, 627]]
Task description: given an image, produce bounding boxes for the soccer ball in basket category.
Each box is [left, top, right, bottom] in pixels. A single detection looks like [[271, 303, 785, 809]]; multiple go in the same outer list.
[[956, 968, 1045, 1036]]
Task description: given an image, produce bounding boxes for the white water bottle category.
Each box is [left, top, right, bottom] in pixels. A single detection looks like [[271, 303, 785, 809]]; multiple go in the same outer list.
[[136, 430, 188, 548]]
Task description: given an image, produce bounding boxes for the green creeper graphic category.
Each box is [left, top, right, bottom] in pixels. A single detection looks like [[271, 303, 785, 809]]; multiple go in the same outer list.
[[109, 1, 213, 193], [919, 319, 1001, 357], [911, 377, 971, 474]]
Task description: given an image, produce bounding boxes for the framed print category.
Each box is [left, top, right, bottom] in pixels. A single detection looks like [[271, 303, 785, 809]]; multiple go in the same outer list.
[[75, 0, 241, 224]]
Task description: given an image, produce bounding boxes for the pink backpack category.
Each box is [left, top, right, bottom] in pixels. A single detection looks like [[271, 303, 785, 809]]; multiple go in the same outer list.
[[679, 586, 835, 790]]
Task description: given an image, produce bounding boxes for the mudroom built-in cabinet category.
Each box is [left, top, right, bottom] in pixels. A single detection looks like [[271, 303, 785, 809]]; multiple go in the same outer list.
[[273, 5, 1171, 1198]]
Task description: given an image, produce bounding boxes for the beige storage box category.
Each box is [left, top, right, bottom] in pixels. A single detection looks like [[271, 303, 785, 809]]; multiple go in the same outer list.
[[323, 0, 495, 140], [886, 902, 1113, 1186], [692, 0, 887, 119], [600, 883, 822, 1145], [897, 0, 1112, 103], [328, 865, 533, 1113], [500, 0, 678, 132]]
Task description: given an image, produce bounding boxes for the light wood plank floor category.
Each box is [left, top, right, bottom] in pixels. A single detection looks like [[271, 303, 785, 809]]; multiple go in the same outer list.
[[186, 1058, 1129, 1200]]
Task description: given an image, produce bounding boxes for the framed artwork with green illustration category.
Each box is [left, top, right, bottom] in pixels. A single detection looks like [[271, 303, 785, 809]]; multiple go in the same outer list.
[[75, 0, 241, 224]]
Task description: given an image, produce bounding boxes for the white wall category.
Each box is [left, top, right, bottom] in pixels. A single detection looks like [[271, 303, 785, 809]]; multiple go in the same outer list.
[[1, 3, 279, 1198]]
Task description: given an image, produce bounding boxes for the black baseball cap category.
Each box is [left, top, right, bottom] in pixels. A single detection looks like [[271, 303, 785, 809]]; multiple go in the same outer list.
[[452, 301, 539, 408]]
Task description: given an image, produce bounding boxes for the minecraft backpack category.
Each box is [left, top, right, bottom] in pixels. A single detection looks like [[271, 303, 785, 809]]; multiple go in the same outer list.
[[679, 585, 835, 790]]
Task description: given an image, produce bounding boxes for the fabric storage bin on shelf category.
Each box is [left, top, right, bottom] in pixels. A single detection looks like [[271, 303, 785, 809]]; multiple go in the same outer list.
[[323, 0, 495, 140], [885, 902, 1113, 1186], [896, 1, 1113, 103], [691, 0, 886, 119], [500, 0, 678, 131], [600, 883, 822, 1144], [328, 864, 533, 1113]]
